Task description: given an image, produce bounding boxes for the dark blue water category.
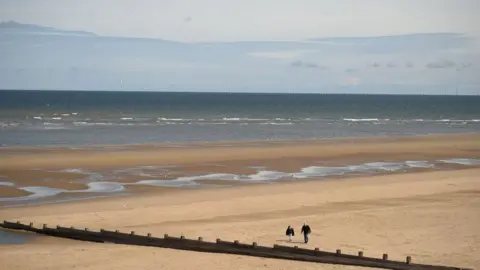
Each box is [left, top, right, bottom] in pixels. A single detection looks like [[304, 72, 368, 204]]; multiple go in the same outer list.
[[0, 90, 479, 146]]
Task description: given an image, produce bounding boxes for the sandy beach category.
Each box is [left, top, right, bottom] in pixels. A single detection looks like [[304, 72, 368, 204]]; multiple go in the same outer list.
[[1, 134, 479, 269]]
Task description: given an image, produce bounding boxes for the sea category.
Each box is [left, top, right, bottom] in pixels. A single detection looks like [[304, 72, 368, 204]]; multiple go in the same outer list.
[[0, 90, 479, 147]]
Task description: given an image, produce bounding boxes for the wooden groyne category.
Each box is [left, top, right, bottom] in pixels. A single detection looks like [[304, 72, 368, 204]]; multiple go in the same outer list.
[[0, 220, 471, 270]]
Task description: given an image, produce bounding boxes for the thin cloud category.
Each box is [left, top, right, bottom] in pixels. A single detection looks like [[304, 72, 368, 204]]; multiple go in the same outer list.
[[249, 50, 317, 60], [345, 68, 360, 73], [455, 62, 474, 71], [386, 62, 396, 68], [291, 60, 303, 67], [426, 59, 456, 69], [290, 60, 327, 69], [304, 62, 319, 68]]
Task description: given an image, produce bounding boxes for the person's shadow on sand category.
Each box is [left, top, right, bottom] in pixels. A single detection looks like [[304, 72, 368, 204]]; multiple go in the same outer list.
[[276, 239, 305, 244]]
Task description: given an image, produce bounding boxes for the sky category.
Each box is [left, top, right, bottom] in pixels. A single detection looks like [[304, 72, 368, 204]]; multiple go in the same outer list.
[[0, 0, 479, 94], [1, 0, 480, 42]]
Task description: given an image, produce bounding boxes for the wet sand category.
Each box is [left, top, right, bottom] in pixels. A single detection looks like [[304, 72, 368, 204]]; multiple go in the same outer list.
[[0, 186, 32, 197], [1, 134, 479, 171], [0, 134, 478, 195]]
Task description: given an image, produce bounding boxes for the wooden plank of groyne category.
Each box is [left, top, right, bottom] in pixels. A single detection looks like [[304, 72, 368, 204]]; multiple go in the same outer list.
[[215, 239, 257, 249], [1, 220, 43, 234], [272, 244, 413, 267], [2, 220, 34, 231], [42, 226, 105, 243], [99, 229, 162, 245]]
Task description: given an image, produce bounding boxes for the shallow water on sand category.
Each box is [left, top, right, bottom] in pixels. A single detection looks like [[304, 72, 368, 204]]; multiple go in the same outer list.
[[0, 229, 35, 244], [0, 157, 479, 206]]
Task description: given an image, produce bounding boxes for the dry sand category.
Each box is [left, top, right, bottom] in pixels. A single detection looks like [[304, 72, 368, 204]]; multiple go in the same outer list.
[[0, 134, 479, 269]]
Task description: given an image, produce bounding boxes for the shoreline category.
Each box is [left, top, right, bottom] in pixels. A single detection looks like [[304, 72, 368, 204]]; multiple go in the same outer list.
[[1, 132, 478, 152], [2, 133, 479, 170]]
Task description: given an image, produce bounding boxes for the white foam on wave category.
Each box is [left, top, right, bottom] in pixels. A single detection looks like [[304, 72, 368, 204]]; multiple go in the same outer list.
[[180, 173, 240, 181], [132, 173, 238, 187], [405, 161, 435, 168], [78, 182, 124, 193], [73, 121, 90, 125], [0, 181, 14, 186], [33, 116, 43, 120], [132, 179, 200, 187], [200, 122, 228, 125], [222, 117, 241, 121], [0, 186, 66, 202], [433, 119, 479, 123], [248, 171, 290, 181], [293, 166, 348, 179], [51, 117, 62, 120], [259, 122, 294, 125], [129, 171, 288, 187], [221, 117, 268, 121], [343, 118, 381, 122], [363, 162, 405, 171], [439, 158, 480, 165], [293, 161, 416, 179], [397, 119, 480, 123], [158, 117, 190, 121], [0, 182, 124, 202], [21, 186, 65, 196], [43, 125, 68, 130], [74, 122, 155, 127], [121, 117, 133, 120], [60, 168, 89, 174], [0, 123, 19, 129]]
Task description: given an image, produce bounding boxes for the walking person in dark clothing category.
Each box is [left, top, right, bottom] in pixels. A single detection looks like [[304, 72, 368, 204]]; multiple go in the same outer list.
[[301, 222, 311, 243], [285, 225, 295, 242]]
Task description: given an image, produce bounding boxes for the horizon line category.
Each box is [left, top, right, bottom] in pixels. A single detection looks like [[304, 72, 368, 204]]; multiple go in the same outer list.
[[1, 89, 478, 97]]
